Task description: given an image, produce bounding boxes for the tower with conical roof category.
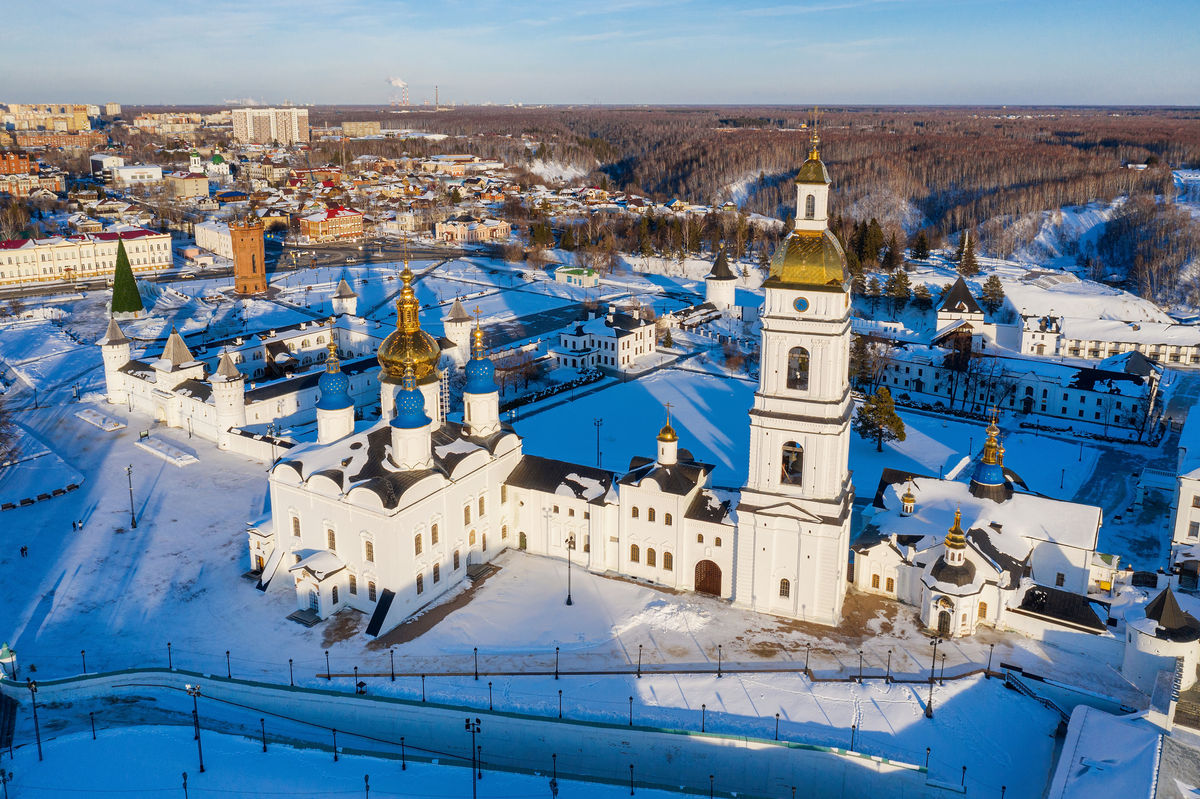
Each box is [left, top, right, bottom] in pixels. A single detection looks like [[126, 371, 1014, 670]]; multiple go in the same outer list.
[[462, 319, 500, 438], [705, 243, 736, 311], [733, 120, 853, 626], [110, 238, 144, 320], [331, 276, 358, 316], [316, 328, 355, 444], [443, 297, 473, 362], [98, 316, 131, 405], [211, 348, 246, 449]]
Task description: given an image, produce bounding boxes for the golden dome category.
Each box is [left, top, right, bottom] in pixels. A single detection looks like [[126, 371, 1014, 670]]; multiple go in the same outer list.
[[657, 423, 678, 442], [767, 229, 848, 290], [378, 264, 441, 385]]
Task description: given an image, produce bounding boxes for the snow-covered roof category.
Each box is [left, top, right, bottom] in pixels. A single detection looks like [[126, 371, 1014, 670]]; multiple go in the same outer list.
[[1045, 706, 1161, 799]]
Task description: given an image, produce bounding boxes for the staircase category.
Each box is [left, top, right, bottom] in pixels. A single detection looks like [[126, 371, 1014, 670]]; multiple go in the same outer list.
[[365, 589, 396, 637]]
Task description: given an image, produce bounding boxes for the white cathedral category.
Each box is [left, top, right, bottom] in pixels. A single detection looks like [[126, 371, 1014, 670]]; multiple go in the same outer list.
[[248, 133, 856, 636]]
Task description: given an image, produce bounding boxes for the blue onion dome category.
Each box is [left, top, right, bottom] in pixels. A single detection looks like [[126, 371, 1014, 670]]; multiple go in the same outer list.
[[316, 341, 353, 410], [969, 415, 1009, 502], [464, 324, 498, 394], [391, 363, 431, 429]]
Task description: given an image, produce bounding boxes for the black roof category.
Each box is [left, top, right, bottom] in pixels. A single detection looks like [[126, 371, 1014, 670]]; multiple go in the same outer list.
[[1069, 366, 1145, 392], [1017, 584, 1108, 632], [706, 247, 736, 280], [245, 356, 377, 403], [620, 454, 711, 496], [685, 489, 733, 525], [1144, 587, 1200, 642], [965, 526, 1026, 587], [175, 378, 212, 402], [504, 454, 615, 506], [939, 276, 983, 315], [929, 556, 976, 587], [873, 467, 936, 509]]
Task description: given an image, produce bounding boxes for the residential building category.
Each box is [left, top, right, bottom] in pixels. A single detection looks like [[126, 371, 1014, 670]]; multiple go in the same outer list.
[[1021, 313, 1200, 366], [551, 306, 657, 374], [111, 164, 163, 185], [0, 151, 34, 175], [231, 107, 310, 146], [2, 103, 90, 132], [299, 206, 364, 243], [0, 228, 172, 285], [0, 171, 64, 197], [194, 220, 233, 259], [167, 171, 209, 199], [342, 121, 382, 137], [433, 214, 510, 243], [8, 130, 104, 149], [555, 266, 599, 289]]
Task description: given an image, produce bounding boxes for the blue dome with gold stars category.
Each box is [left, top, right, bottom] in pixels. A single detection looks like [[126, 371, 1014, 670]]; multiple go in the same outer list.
[[464, 324, 498, 394], [316, 368, 352, 410], [391, 365, 431, 429]]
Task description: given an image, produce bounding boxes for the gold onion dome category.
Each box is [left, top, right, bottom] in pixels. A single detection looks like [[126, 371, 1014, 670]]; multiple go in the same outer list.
[[768, 230, 848, 289], [945, 507, 967, 550], [378, 263, 440, 385], [657, 423, 678, 442]]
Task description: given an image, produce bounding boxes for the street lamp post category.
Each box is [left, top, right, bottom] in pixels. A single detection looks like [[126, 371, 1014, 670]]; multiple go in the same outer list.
[[857, 650, 864, 683], [804, 642, 811, 673], [125, 464, 137, 528], [325, 650, 331, 681], [925, 637, 943, 719], [701, 703, 706, 732], [464, 718, 481, 799], [885, 649, 892, 683], [186, 684, 204, 772], [717, 645, 722, 678], [986, 643, 995, 677], [565, 533, 575, 606], [594, 418, 603, 466], [637, 644, 642, 678], [629, 696, 633, 726], [27, 680, 42, 761]]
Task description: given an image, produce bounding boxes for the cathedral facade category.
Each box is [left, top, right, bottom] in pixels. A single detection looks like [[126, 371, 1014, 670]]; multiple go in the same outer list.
[[247, 137, 855, 636]]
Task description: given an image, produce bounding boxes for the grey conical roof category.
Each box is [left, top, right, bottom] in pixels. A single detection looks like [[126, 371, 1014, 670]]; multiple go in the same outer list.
[[334, 277, 357, 299], [160, 327, 194, 367], [939, 276, 983, 315], [98, 316, 129, 346], [213, 350, 241, 381], [707, 246, 736, 281], [1144, 586, 1200, 641], [444, 297, 472, 323]]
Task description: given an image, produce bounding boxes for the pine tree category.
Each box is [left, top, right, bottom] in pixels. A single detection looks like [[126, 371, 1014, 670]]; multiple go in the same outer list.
[[561, 225, 576, 251], [881, 232, 903, 271], [846, 249, 864, 295], [110, 238, 144, 317], [865, 275, 882, 312], [853, 386, 907, 452], [864, 218, 885, 265], [911, 230, 930, 261], [913, 283, 933, 311], [662, 328, 674, 348], [884, 269, 911, 313], [981, 274, 1006, 314], [958, 230, 980, 276]]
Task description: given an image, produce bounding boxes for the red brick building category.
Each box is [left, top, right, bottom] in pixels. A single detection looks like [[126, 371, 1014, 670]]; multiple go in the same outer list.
[[231, 219, 267, 295], [0, 151, 35, 175], [299, 206, 364, 243]]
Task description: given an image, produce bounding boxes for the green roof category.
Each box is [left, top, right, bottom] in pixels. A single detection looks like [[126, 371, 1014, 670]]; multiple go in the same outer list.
[[795, 156, 831, 185]]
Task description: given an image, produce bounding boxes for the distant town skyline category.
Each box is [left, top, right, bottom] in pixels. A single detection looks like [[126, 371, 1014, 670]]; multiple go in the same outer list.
[[4, 0, 1198, 106]]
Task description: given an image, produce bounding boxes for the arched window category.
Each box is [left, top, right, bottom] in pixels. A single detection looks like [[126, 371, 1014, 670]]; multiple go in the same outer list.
[[871, 574, 880, 589], [519, 532, 528, 550], [804, 193, 816, 220], [327, 529, 337, 551], [885, 577, 894, 593], [349, 575, 357, 594], [632, 507, 639, 519], [630, 544, 640, 563], [292, 517, 301, 537], [647, 548, 657, 567], [433, 564, 441, 583], [453, 550, 461, 570], [665, 513, 673, 526], [414, 534, 423, 556], [715, 537, 722, 547], [331, 585, 339, 605], [416, 574, 424, 594], [779, 579, 790, 598], [648, 508, 656, 523], [501, 525, 508, 540], [431, 524, 439, 545], [663, 552, 673, 571], [978, 601, 988, 619], [365, 541, 375, 562], [469, 530, 477, 546], [781, 442, 804, 485], [463, 506, 471, 525], [479, 497, 486, 516], [787, 347, 809, 390], [482, 533, 487, 552], [368, 581, 377, 601]]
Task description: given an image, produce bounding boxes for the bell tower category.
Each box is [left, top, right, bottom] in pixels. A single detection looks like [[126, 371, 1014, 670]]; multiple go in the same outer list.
[[733, 126, 853, 626]]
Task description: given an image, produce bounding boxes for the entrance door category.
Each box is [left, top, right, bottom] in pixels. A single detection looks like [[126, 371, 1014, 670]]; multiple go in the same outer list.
[[308, 590, 319, 613], [694, 560, 722, 596], [937, 610, 951, 636]]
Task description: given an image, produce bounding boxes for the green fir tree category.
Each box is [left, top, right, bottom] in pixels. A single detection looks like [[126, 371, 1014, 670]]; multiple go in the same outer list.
[[110, 238, 144, 317], [884, 269, 911, 313], [853, 386, 907, 452], [910, 231, 930, 261], [881, 233, 903, 271], [912, 283, 933, 311], [865, 275, 882, 312], [958, 230, 980, 276], [981, 274, 1006, 315]]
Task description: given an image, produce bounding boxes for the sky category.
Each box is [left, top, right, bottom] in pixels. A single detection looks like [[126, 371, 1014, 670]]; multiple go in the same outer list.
[[4, 0, 1198, 106]]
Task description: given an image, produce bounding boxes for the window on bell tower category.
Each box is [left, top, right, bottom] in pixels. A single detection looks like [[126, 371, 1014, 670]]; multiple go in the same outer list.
[[787, 347, 810, 391], [781, 442, 804, 485], [804, 194, 816, 219]]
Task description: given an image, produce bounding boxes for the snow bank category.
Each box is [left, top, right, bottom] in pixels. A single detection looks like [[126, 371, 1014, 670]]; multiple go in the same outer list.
[[136, 436, 199, 466]]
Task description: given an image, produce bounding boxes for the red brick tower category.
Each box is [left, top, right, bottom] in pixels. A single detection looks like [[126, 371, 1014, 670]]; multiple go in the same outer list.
[[231, 218, 267, 295]]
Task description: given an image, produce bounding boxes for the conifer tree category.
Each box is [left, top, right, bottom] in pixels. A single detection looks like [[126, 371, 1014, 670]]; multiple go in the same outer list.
[[662, 328, 673, 348], [865, 275, 882, 312], [853, 386, 907, 452], [110, 238, 144, 317], [913, 283, 933, 311], [561, 225, 576, 251], [981, 274, 1006, 314], [864, 218, 885, 265], [882, 232, 903, 271], [911, 230, 930, 261], [958, 230, 980, 276], [884, 269, 911, 313]]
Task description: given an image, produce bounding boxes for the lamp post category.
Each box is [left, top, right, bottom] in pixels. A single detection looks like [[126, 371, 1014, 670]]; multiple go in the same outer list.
[[804, 642, 811, 673], [857, 649, 864, 683], [775, 712, 780, 740], [474, 647, 479, 681], [325, 649, 331, 681], [701, 703, 706, 732], [226, 650, 231, 679], [637, 644, 642, 678], [558, 689, 563, 719], [81, 649, 87, 674], [565, 533, 575, 606], [186, 684, 204, 772], [464, 718, 481, 799], [488, 681, 493, 710], [390, 648, 395, 682], [717, 644, 722, 678], [629, 696, 633, 726], [986, 643, 995, 677], [594, 417, 603, 466], [289, 658, 294, 686], [940, 652, 946, 685], [925, 637, 943, 719], [27, 679, 42, 761], [125, 464, 137, 528], [885, 649, 892, 683]]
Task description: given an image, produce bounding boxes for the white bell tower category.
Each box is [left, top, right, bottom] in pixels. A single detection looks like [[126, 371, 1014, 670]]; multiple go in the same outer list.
[[733, 127, 853, 626]]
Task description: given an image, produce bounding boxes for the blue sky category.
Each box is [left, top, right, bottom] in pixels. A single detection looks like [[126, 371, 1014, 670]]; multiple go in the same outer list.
[[5, 0, 1198, 105]]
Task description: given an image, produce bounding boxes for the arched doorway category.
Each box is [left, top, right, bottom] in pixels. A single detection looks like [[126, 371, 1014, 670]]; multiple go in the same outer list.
[[694, 560, 721, 596], [937, 610, 952, 637]]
